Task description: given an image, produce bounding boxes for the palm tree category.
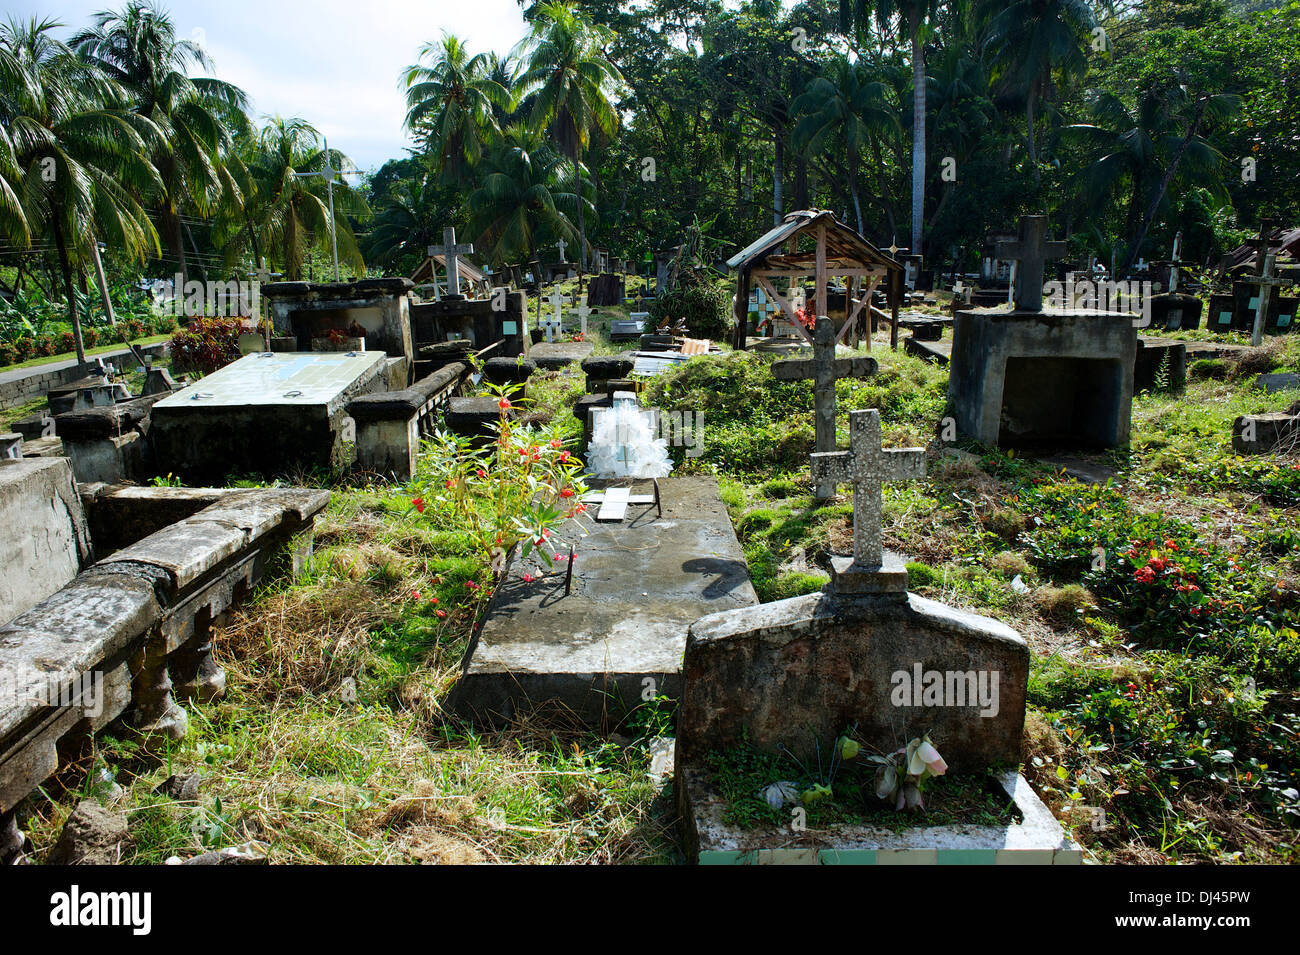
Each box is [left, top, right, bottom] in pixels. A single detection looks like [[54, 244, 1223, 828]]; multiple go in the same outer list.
[[367, 162, 450, 271], [515, 1, 622, 271], [841, 0, 942, 255], [979, 0, 1096, 183], [466, 125, 580, 270], [229, 117, 368, 281], [71, 0, 249, 285], [793, 56, 896, 233], [0, 16, 161, 363], [402, 34, 513, 188], [1066, 85, 1236, 267]]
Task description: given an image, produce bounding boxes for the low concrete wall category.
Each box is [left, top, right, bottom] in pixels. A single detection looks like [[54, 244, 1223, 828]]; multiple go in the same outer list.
[[0, 342, 169, 411]]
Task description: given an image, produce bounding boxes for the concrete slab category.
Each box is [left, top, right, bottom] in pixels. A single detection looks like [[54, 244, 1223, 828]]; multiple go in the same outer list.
[[450, 476, 756, 725], [529, 341, 594, 371]]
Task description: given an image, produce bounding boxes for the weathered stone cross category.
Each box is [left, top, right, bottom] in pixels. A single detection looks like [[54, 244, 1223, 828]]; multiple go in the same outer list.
[[995, 215, 1067, 312], [574, 298, 593, 335], [429, 227, 473, 299], [773, 317, 877, 500], [556, 237, 569, 261], [810, 408, 926, 574], [544, 287, 565, 341]]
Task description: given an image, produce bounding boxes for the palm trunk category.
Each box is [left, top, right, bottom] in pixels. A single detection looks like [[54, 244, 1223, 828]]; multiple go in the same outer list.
[[910, 9, 926, 256], [575, 151, 586, 271], [51, 217, 87, 366], [1126, 98, 1210, 272], [1026, 84, 1040, 184], [773, 132, 785, 225]]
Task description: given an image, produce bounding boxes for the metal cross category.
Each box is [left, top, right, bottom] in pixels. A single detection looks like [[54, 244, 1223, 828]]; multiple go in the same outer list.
[[995, 215, 1067, 312], [428, 227, 474, 299], [810, 409, 926, 568], [290, 137, 363, 282], [773, 317, 877, 500]]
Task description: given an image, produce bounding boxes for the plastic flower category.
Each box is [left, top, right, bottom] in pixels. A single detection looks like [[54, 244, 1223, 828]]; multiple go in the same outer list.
[[906, 736, 948, 778], [762, 781, 800, 809]]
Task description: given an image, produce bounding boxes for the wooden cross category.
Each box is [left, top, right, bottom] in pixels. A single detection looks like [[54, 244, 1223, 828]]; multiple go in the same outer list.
[[773, 317, 878, 500], [810, 409, 925, 568], [574, 299, 593, 335], [1239, 251, 1300, 345], [428, 227, 473, 299], [1245, 218, 1280, 277], [995, 215, 1067, 312]]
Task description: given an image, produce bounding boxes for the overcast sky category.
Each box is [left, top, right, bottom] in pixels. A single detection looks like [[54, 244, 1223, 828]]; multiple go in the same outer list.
[[16, 0, 531, 170]]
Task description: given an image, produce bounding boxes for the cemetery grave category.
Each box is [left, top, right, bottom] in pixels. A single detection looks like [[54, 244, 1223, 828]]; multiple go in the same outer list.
[[7, 0, 1300, 883]]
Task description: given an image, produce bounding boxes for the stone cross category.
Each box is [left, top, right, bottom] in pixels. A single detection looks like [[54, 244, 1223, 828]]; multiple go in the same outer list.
[[773, 317, 878, 500], [810, 408, 926, 573], [574, 299, 593, 335], [544, 287, 565, 341], [556, 238, 568, 261], [995, 215, 1067, 312], [1239, 251, 1300, 346], [429, 227, 473, 299]]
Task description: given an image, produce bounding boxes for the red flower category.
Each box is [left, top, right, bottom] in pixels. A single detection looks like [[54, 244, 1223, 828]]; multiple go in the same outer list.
[[444, 479, 455, 489], [430, 597, 438, 606], [466, 581, 479, 590], [412, 497, 425, 513], [522, 573, 535, 583], [550, 439, 562, 449], [499, 398, 511, 409], [561, 487, 574, 498], [435, 609, 446, 619], [410, 590, 421, 600], [476, 468, 486, 478], [559, 451, 570, 463], [1134, 567, 1156, 584]]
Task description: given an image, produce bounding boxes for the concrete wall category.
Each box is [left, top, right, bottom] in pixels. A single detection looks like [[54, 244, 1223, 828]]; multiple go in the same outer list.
[[411, 291, 529, 358], [0, 458, 92, 625], [0, 342, 169, 412]]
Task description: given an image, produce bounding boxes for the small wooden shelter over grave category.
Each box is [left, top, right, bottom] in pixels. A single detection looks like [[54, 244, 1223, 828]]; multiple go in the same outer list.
[[726, 210, 904, 350]]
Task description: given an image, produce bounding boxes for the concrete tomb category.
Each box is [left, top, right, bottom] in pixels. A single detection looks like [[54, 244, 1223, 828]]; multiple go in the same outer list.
[[150, 351, 387, 483], [948, 217, 1137, 450], [675, 409, 1076, 864], [0, 457, 327, 861], [449, 476, 756, 727]]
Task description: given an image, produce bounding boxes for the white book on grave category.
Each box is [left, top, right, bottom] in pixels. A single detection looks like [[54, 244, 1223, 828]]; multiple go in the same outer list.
[[587, 404, 673, 479]]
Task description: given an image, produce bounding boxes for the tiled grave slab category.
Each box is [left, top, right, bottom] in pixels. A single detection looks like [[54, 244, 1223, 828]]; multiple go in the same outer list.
[[682, 769, 1081, 865]]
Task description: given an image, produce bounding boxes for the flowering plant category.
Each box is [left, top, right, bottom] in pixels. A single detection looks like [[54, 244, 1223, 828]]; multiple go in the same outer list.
[[414, 382, 588, 580], [869, 734, 949, 811]]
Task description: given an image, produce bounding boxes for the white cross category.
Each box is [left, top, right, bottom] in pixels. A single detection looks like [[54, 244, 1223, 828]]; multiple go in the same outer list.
[[574, 298, 593, 335], [544, 287, 565, 341], [429, 227, 474, 298], [556, 238, 568, 261], [1133, 258, 1148, 272], [810, 409, 925, 568]]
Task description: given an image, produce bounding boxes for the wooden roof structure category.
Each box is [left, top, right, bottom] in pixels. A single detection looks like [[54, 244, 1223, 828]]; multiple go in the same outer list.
[[727, 210, 905, 349], [410, 253, 489, 297]]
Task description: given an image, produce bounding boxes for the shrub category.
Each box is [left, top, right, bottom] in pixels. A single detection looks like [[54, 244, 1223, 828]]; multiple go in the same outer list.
[[35, 335, 56, 356], [648, 273, 729, 339], [0, 342, 15, 366], [169, 316, 243, 375], [83, 327, 99, 347], [13, 337, 34, 360], [126, 318, 145, 339], [59, 331, 76, 354]]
